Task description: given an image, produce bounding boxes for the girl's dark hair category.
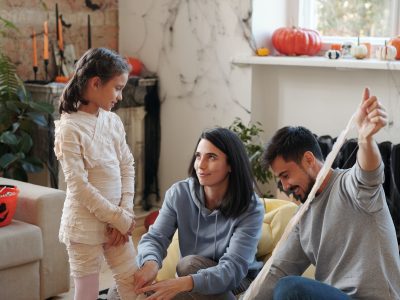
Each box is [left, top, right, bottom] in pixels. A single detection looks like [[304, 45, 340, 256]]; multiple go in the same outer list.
[[262, 126, 324, 168], [188, 127, 255, 218], [59, 47, 130, 114]]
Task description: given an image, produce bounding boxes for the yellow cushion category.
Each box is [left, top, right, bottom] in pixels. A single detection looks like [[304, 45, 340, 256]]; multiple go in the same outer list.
[[257, 199, 298, 262], [157, 231, 180, 281], [156, 198, 298, 280]]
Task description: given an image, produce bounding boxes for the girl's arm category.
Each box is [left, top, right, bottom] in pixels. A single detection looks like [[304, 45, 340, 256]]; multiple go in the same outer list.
[[116, 117, 136, 215]]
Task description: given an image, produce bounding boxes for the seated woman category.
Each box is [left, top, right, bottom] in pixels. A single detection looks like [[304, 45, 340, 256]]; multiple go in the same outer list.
[[133, 127, 265, 299]]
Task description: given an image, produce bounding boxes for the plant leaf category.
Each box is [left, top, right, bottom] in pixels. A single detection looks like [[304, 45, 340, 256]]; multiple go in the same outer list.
[[0, 153, 17, 169], [22, 157, 43, 173], [10, 166, 28, 182], [29, 101, 54, 114], [25, 112, 47, 127], [5, 100, 21, 113], [17, 132, 33, 153], [0, 131, 18, 145]]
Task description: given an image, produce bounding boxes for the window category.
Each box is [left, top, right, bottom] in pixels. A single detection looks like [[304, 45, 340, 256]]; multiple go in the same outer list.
[[299, 0, 400, 43]]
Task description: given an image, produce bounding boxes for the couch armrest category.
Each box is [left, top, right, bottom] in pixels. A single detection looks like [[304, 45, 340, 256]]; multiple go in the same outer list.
[[0, 178, 70, 299]]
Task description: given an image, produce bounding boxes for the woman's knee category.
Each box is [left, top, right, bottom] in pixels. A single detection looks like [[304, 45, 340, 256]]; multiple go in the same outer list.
[[176, 255, 216, 276]]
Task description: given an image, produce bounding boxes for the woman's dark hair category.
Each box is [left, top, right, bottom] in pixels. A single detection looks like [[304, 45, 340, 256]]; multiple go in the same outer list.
[[59, 47, 130, 114], [188, 127, 255, 218], [262, 126, 324, 168]]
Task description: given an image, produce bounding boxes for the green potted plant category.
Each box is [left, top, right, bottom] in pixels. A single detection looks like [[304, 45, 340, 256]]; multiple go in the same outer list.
[[0, 18, 54, 181], [229, 118, 274, 197]]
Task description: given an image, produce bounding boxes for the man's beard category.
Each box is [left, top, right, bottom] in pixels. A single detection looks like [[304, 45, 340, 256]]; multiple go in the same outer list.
[[290, 175, 315, 203]]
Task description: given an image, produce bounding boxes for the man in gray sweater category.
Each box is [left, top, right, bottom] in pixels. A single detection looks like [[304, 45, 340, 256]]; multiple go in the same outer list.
[[258, 88, 400, 299]]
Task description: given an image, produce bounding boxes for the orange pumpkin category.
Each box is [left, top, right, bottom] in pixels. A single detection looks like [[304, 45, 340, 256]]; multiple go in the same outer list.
[[55, 75, 70, 83], [272, 27, 322, 56], [0, 185, 19, 227], [127, 57, 143, 76], [388, 36, 400, 60]]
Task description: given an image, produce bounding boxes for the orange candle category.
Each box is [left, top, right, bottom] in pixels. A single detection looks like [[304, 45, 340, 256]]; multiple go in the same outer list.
[[58, 16, 63, 51], [32, 29, 37, 67], [43, 21, 49, 60]]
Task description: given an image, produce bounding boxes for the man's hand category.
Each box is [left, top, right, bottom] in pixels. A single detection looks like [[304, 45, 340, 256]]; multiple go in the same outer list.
[[135, 276, 194, 300], [356, 87, 387, 142], [355, 87, 387, 171]]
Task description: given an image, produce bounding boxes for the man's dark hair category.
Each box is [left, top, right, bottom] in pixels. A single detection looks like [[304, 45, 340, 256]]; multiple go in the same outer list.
[[262, 126, 324, 168]]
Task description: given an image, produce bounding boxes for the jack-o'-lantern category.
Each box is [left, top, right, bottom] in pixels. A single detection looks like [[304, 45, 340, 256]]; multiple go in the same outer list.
[[0, 185, 19, 227]]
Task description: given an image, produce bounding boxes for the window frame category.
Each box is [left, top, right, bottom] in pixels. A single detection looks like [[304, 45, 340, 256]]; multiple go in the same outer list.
[[296, 0, 400, 46]]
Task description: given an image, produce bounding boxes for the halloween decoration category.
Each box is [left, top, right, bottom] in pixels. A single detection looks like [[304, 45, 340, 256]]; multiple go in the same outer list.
[[0, 185, 19, 227], [341, 42, 353, 58], [325, 49, 341, 60], [376, 43, 397, 61], [127, 57, 143, 76], [331, 43, 342, 51], [388, 36, 400, 60], [351, 37, 368, 59], [85, 0, 100, 10], [256, 48, 270, 56], [272, 27, 322, 56]]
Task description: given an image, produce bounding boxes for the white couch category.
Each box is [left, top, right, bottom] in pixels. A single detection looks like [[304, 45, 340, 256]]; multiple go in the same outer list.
[[0, 177, 70, 300]]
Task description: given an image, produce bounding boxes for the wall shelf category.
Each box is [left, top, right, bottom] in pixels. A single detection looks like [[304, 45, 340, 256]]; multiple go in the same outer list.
[[232, 55, 400, 71]]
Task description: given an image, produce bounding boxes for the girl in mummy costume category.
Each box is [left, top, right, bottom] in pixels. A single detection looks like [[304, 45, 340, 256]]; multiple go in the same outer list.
[[54, 48, 142, 300]]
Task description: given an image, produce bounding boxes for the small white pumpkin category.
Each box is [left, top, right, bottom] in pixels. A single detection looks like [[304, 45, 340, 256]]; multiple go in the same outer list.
[[350, 37, 368, 59], [376, 44, 397, 60], [325, 49, 341, 60]]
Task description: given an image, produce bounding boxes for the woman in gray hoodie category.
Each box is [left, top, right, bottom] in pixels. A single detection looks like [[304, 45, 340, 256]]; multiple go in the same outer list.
[[133, 127, 265, 299]]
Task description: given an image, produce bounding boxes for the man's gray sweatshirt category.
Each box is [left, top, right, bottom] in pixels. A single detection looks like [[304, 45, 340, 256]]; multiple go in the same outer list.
[[254, 162, 400, 299]]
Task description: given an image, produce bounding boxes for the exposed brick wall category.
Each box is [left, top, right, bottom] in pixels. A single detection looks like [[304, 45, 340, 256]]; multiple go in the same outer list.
[[0, 0, 118, 81]]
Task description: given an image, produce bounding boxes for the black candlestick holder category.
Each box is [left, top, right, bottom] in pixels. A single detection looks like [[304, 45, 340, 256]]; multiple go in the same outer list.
[[33, 66, 38, 81], [58, 50, 64, 76], [44, 59, 49, 81]]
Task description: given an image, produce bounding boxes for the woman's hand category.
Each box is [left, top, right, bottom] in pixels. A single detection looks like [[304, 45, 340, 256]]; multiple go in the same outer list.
[[135, 276, 194, 300], [133, 260, 159, 292]]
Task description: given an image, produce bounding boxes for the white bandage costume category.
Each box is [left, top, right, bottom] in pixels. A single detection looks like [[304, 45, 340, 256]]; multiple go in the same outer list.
[[54, 109, 140, 299]]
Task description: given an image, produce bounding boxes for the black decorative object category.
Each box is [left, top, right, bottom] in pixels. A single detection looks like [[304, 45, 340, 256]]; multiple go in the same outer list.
[[143, 79, 161, 210], [85, 0, 101, 10], [114, 76, 161, 211]]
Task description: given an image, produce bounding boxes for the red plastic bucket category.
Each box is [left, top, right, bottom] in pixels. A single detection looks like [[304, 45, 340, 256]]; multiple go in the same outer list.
[[0, 185, 19, 227]]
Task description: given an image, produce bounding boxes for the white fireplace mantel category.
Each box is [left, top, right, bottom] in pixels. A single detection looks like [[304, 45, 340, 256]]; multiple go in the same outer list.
[[232, 55, 400, 71]]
